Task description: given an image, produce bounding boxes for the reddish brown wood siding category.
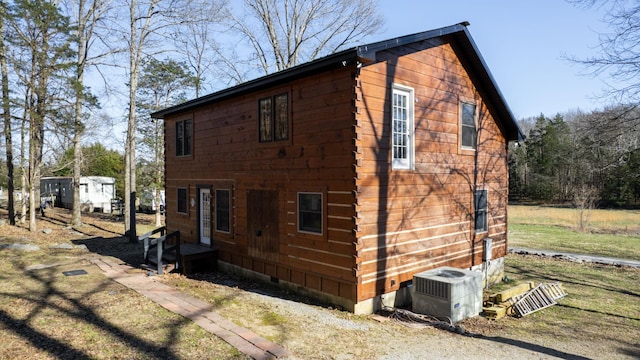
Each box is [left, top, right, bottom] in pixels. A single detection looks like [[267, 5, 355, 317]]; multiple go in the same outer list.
[[163, 38, 511, 309], [164, 65, 359, 302], [354, 42, 508, 301]]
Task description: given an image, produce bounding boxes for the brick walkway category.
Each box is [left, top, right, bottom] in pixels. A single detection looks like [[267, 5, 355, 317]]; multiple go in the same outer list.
[[89, 257, 290, 360]]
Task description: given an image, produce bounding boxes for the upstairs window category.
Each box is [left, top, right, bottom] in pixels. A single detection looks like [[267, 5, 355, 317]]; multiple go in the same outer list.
[[391, 84, 415, 170], [474, 189, 488, 233], [461, 102, 477, 149], [176, 119, 192, 156], [259, 93, 288, 142]]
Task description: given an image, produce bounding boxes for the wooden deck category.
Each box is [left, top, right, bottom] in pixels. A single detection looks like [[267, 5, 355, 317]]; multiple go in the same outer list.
[[140, 227, 218, 275], [177, 244, 218, 275]]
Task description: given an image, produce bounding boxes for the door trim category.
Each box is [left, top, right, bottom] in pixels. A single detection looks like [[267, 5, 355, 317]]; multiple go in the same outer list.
[[197, 185, 212, 246]]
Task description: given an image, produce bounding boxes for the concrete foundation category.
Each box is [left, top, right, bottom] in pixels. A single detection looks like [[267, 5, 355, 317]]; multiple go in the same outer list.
[[217, 256, 506, 315]]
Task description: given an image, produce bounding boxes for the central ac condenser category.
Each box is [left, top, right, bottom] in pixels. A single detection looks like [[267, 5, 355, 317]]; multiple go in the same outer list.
[[412, 266, 482, 323]]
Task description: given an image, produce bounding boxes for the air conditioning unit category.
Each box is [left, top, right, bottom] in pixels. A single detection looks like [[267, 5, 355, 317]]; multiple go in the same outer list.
[[412, 266, 482, 323]]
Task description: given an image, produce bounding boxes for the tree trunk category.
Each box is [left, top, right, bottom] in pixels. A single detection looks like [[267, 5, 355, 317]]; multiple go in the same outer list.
[[71, 0, 88, 228], [0, 4, 15, 225]]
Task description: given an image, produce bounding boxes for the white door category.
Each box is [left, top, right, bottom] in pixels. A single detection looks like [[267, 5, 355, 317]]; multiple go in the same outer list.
[[199, 188, 211, 246]]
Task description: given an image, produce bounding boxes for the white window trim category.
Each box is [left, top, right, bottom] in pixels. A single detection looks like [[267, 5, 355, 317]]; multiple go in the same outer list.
[[297, 192, 323, 235], [460, 101, 478, 150], [391, 83, 415, 170], [474, 188, 488, 234]]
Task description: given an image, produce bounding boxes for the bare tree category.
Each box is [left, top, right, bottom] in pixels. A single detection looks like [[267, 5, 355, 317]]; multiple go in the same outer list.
[[229, 0, 384, 75], [172, 0, 228, 97], [61, 0, 113, 227], [120, 0, 190, 240], [568, 0, 640, 104], [0, 0, 15, 225], [572, 184, 599, 232]]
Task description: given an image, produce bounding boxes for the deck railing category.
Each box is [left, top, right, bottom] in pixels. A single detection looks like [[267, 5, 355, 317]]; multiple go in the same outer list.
[[139, 226, 180, 274]]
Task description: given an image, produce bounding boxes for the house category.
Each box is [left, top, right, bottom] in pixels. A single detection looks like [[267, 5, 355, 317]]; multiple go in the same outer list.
[[40, 176, 116, 213], [151, 22, 523, 314]]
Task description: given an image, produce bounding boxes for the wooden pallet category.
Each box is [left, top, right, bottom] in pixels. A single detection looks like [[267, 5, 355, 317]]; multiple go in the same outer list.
[[512, 282, 566, 317]]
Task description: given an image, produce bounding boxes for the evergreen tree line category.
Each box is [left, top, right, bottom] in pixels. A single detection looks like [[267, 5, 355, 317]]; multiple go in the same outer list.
[[509, 107, 640, 208]]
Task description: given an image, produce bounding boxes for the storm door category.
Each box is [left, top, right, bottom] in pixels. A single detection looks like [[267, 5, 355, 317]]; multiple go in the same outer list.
[[247, 190, 279, 261], [199, 187, 212, 246]]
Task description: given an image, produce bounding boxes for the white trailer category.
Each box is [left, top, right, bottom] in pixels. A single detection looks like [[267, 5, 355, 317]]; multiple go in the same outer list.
[[138, 188, 165, 213], [40, 176, 116, 213]]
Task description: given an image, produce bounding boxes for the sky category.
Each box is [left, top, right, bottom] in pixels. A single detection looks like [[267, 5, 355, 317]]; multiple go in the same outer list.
[[375, 0, 613, 119]]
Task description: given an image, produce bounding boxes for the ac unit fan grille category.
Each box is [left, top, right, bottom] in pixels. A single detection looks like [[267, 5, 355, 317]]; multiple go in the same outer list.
[[414, 277, 450, 299]]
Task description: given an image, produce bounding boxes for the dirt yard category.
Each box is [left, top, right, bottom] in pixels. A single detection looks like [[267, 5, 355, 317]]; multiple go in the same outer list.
[[1, 207, 638, 359]]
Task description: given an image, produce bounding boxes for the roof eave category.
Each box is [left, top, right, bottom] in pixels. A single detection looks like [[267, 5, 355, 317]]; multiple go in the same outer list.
[[151, 49, 359, 119], [452, 26, 523, 142]]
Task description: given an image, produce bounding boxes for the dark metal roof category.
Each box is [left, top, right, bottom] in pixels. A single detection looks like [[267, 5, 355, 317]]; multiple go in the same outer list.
[[151, 22, 523, 141]]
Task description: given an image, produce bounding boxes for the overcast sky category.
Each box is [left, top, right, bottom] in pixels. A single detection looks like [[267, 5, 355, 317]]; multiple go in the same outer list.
[[376, 0, 614, 119]]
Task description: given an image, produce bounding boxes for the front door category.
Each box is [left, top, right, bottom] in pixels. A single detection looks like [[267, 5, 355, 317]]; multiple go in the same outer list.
[[199, 188, 211, 246]]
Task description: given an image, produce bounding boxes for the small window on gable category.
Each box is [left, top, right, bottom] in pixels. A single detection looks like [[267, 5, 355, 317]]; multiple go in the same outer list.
[[474, 189, 488, 233], [391, 84, 415, 170], [177, 187, 188, 214], [176, 119, 192, 156], [461, 102, 477, 149], [259, 93, 288, 142], [298, 192, 322, 234], [215, 189, 231, 233]]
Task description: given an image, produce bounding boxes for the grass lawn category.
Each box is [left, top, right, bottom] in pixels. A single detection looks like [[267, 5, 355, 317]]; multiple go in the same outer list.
[[0, 206, 638, 358], [493, 254, 640, 357], [508, 205, 640, 260]]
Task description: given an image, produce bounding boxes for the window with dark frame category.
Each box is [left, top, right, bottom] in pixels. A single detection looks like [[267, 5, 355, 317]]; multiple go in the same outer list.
[[176, 119, 192, 156], [474, 189, 488, 232], [177, 188, 188, 214], [215, 189, 231, 233], [298, 192, 322, 234], [259, 93, 288, 142], [259, 98, 272, 142], [461, 102, 477, 149]]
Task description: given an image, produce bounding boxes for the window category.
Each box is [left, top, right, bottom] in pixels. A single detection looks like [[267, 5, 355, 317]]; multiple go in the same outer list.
[[215, 189, 231, 233], [177, 187, 188, 214], [461, 102, 477, 149], [391, 84, 414, 170], [298, 192, 322, 234], [474, 189, 488, 233], [259, 93, 288, 142], [176, 119, 192, 156]]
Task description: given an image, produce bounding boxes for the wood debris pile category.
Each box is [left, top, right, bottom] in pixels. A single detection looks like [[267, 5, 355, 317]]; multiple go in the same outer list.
[[483, 281, 567, 319]]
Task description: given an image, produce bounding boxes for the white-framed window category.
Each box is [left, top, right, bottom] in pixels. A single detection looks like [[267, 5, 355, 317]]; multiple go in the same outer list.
[[461, 102, 477, 150], [215, 189, 231, 233], [391, 83, 415, 170], [298, 192, 322, 234], [474, 189, 488, 233]]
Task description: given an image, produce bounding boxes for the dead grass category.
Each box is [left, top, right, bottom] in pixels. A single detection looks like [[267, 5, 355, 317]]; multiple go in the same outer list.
[[508, 205, 640, 260], [509, 204, 640, 234], [0, 206, 639, 359]]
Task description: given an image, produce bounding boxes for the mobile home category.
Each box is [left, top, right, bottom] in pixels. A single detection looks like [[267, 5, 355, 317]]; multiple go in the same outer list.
[[40, 176, 116, 213]]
